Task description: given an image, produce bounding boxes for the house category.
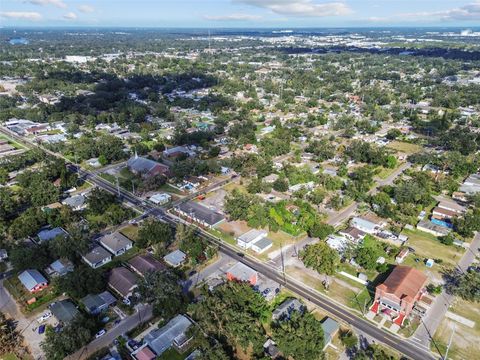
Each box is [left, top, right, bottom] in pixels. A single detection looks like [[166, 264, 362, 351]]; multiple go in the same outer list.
[[272, 298, 304, 321], [395, 248, 410, 264], [81, 291, 116, 315], [140, 315, 192, 356], [326, 235, 349, 252], [351, 215, 385, 234], [226, 262, 258, 286], [86, 158, 102, 168], [263, 339, 280, 359], [108, 267, 138, 299], [18, 269, 48, 293], [45, 258, 74, 277], [82, 246, 112, 269], [371, 266, 427, 324], [237, 229, 268, 249], [163, 146, 195, 159], [250, 238, 273, 254], [416, 220, 450, 237], [163, 250, 187, 268], [100, 232, 133, 256], [149, 193, 171, 205], [460, 173, 480, 194], [62, 194, 87, 211], [36, 227, 68, 244], [436, 198, 466, 214], [339, 227, 366, 243], [321, 317, 339, 349], [176, 201, 225, 228], [129, 254, 166, 276], [263, 174, 279, 184], [127, 155, 170, 178], [431, 207, 457, 220], [50, 299, 79, 324]]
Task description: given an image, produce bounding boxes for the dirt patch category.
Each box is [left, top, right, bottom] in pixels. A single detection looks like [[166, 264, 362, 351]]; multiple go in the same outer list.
[[218, 220, 251, 237]]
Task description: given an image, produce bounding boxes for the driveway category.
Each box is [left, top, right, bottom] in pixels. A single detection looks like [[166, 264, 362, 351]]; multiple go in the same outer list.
[[0, 279, 45, 358], [182, 253, 234, 292], [413, 231, 480, 348], [67, 304, 153, 360]]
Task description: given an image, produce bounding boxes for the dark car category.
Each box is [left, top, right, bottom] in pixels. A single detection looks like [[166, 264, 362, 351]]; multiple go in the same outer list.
[[38, 324, 46, 334]]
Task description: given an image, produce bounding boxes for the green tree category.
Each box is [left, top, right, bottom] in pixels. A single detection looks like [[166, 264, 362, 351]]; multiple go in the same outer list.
[[308, 222, 334, 240], [137, 219, 173, 249], [272, 311, 325, 360], [55, 265, 106, 299], [300, 241, 339, 275], [0, 312, 26, 357]]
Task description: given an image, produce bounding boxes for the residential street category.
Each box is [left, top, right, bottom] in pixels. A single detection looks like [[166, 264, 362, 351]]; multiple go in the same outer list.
[[413, 231, 480, 348], [67, 304, 153, 360], [0, 279, 45, 358]]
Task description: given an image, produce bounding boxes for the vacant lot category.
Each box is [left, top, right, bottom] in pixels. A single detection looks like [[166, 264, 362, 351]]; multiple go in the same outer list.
[[387, 140, 422, 154]]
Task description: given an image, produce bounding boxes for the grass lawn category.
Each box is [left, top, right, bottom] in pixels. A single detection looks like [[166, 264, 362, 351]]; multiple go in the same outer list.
[[401, 229, 463, 267], [158, 183, 185, 195], [157, 348, 186, 360], [119, 224, 139, 241], [0, 134, 24, 149], [0, 354, 19, 360], [387, 140, 422, 154], [376, 165, 400, 180], [99, 173, 116, 184]]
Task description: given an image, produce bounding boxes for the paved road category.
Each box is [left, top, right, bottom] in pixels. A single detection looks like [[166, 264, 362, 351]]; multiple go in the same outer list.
[[413, 232, 480, 348], [2, 128, 434, 359], [67, 304, 153, 360], [0, 279, 44, 358]]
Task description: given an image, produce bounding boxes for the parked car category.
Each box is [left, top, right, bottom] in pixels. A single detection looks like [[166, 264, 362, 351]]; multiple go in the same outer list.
[[38, 325, 46, 334], [37, 311, 52, 323], [95, 329, 106, 338]]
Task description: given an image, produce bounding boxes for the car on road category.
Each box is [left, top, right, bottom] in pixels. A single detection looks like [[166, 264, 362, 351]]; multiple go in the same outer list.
[[38, 324, 46, 334], [95, 329, 106, 338], [188, 270, 197, 277]]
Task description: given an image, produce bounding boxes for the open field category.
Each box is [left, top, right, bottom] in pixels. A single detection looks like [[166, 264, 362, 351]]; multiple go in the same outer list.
[[387, 141, 422, 154]]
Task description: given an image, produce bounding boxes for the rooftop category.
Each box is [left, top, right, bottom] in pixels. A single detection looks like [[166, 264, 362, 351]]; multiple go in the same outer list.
[[129, 254, 166, 275], [176, 201, 225, 227], [163, 250, 187, 267], [226, 262, 257, 282], [377, 266, 427, 302], [83, 246, 112, 265], [50, 299, 79, 323], [108, 267, 138, 298], [238, 229, 268, 244], [144, 315, 192, 356], [18, 269, 47, 290], [100, 232, 132, 253]]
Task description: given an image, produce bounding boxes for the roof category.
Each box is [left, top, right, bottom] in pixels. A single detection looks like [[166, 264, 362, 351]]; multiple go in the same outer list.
[[339, 226, 366, 240], [226, 262, 257, 282], [18, 269, 47, 290], [127, 156, 168, 175], [48, 258, 73, 275], [81, 291, 116, 313], [100, 232, 132, 253], [50, 300, 79, 323], [321, 317, 339, 345], [377, 266, 427, 302], [253, 237, 273, 250], [135, 346, 156, 360], [272, 298, 304, 320], [129, 254, 166, 275], [83, 246, 112, 264], [238, 229, 267, 244], [351, 217, 377, 231], [144, 315, 192, 356], [37, 227, 68, 243], [62, 194, 86, 208], [108, 267, 138, 297], [176, 201, 225, 226], [163, 250, 187, 266]]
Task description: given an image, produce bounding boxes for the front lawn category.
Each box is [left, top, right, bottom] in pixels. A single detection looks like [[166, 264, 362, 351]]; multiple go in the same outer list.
[[157, 348, 187, 360]]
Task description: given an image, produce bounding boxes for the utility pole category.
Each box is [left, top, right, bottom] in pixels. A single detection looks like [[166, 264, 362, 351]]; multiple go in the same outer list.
[[131, 180, 135, 195], [116, 176, 121, 198]]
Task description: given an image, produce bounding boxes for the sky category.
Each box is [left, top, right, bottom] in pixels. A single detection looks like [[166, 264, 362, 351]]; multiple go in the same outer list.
[[0, 0, 479, 28]]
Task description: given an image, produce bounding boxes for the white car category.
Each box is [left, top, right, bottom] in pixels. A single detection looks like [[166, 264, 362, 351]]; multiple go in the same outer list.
[[37, 311, 52, 323], [95, 329, 106, 338]]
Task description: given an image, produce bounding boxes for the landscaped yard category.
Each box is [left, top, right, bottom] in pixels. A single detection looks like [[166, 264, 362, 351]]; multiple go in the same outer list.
[[157, 348, 187, 360], [119, 224, 139, 241], [3, 276, 58, 313]]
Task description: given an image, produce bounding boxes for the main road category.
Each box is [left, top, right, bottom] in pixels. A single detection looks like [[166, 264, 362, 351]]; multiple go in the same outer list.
[[1, 127, 435, 360]]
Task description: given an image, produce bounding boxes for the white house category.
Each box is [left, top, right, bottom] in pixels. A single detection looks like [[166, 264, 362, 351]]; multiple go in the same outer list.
[[237, 229, 268, 249]]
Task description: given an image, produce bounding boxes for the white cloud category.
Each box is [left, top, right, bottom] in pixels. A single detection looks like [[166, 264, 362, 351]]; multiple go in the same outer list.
[[63, 11, 77, 20], [25, 0, 67, 9], [234, 0, 352, 17], [367, 1, 480, 23], [0, 11, 42, 20], [204, 13, 262, 21], [78, 4, 95, 13]]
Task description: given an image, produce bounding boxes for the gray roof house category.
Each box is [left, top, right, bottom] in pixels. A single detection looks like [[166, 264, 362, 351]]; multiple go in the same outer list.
[[128, 254, 166, 276], [36, 227, 68, 243], [81, 291, 116, 315], [100, 232, 133, 256], [142, 315, 192, 356], [321, 317, 340, 348], [50, 299, 79, 323], [108, 267, 138, 298], [46, 258, 74, 277], [82, 246, 112, 269], [272, 298, 305, 321], [176, 201, 225, 228], [127, 155, 170, 178], [62, 194, 86, 210], [18, 269, 48, 293], [163, 250, 187, 268]]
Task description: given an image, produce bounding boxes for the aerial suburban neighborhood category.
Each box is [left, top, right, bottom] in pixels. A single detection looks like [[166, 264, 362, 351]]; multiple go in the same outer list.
[[0, 2, 480, 360]]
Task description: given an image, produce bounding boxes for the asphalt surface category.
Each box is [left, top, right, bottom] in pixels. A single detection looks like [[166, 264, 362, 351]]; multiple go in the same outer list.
[[1, 127, 436, 360]]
